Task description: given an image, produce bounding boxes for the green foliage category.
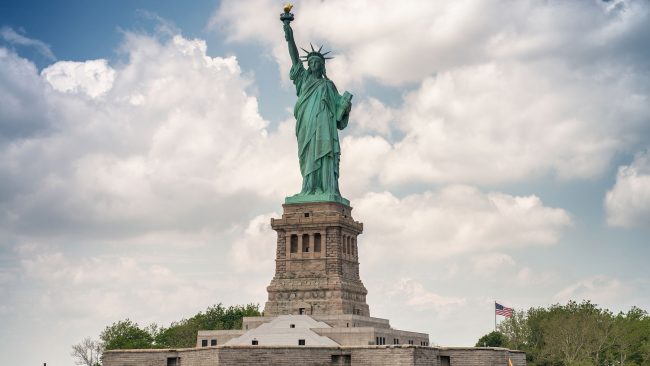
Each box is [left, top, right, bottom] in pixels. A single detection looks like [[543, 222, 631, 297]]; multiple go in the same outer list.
[[100, 319, 154, 350], [154, 303, 260, 348], [99, 303, 261, 350], [476, 331, 507, 347], [498, 310, 530, 351], [537, 301, 614, 365], [613, 307, 650, 365], [494, 301, 650, 366]]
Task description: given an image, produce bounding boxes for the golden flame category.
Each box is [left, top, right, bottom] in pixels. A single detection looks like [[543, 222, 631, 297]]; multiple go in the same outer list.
[[283, 3, 293, 13]]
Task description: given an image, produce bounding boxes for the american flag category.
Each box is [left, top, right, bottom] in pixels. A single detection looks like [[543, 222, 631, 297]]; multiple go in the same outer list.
[[495, 302, 513, 317]]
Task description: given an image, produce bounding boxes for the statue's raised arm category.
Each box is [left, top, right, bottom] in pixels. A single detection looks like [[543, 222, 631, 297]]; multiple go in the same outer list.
[[281, 4, 300, 65], [280, 4, 353, 206]]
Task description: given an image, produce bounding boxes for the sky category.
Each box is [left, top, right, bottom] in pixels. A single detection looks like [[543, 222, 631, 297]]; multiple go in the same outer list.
[[1, 0, 649, 365]]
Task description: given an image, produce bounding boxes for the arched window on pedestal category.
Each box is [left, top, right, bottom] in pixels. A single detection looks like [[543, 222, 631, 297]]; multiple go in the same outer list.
[[290, 234, 298, 253], [314, 233, 321, 252], [302, 234, 310, 252]]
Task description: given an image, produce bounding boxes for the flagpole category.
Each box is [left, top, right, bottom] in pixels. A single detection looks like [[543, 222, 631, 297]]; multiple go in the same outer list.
[[494, 301, 497, 332]]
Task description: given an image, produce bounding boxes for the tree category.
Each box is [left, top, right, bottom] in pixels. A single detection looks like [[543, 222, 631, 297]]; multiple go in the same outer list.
[[476, 331, 507, 347], [154, 303, 260, 348], [612, 307, 649, 366], [498, 310, 530, 351], [96, 304, 261, 350], [586, 305, 615, 365], [100, 319, 154, 350], [537, 301, 607, 365], [475, 301, 650, 366], [71, 337, 103, 366], [637, 339, 650, 366]]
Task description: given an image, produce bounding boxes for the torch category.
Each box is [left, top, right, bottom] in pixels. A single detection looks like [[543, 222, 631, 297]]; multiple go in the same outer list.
[[280, 3, 294, 24]]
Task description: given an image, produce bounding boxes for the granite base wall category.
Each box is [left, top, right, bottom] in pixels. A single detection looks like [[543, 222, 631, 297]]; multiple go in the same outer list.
[[352, 347, 439, 366], [101, 348, 220, 366], [441, 348, 526, 366], [103, 345, 526, 366], [509, 350, 527, 366]]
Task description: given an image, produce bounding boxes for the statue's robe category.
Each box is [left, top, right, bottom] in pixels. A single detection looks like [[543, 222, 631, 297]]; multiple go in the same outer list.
[[290, 62, 350, 196]]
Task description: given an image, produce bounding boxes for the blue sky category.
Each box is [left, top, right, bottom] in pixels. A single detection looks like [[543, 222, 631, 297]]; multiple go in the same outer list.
[[1, 1, 650, 365]]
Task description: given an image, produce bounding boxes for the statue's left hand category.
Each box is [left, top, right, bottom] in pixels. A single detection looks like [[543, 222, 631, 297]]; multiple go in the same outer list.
[[340, 91, 353, 115], [336, 98, 352, 123], [344, 101, 351, 115]]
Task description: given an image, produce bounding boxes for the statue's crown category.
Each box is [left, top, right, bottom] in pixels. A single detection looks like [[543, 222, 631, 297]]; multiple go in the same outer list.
[[300, 43, 333, 63]]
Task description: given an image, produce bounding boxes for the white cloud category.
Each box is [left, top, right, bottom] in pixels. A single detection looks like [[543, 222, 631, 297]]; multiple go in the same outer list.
[[13, 244, 232, 324], [1, 4, 649, 364], [42, 60, 116, 98], [229, 213, 278, 273], [339, 135, 392, 198], [0, 48, 50, 141], [330, 60, 650, 187], [0, 36, 295, 359], [379, 61, 648, 185], [605, 150, 650, 229], [554, 276, 630, 306], [388, 278, 465, 312], [213, 0, 650, 185], [0, 34, 299, 240], [513, 266, 558, 287], [466, 255, 554, 286], [0, 26, 55, 60], [212, 0, 650, 85], [470, 253, 515, 274], [354, 186, 572, 263], [346, 97, 394, 138]]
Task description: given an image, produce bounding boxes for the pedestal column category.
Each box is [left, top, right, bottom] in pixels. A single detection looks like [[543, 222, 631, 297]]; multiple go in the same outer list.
[[264, 201, 369, 316]]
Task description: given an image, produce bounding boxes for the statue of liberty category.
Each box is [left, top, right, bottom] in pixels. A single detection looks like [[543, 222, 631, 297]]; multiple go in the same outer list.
[[281, 4, 353, 206]]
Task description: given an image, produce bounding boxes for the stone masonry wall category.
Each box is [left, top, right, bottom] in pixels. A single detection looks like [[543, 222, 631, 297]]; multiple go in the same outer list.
[[265, 202, 369, 317], [326, 226, 343, 276], [275, 229, 287, 276], [102, 348, 220, 366], [441, 347, 512, 366], [509, 351, 527, 366], [413, 347, 440, 366], [218, 346, 342, 366], [352, 347, 418, 366], [105, 346, 524, 366]]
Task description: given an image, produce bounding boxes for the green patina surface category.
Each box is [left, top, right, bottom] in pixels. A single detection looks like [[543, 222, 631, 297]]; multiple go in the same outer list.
[[285, 192, 350, 206], [282, 7, 352, 206]]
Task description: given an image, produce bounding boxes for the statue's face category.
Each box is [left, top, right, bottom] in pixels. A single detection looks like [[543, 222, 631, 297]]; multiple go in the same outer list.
[[308, 57, 324, 77]]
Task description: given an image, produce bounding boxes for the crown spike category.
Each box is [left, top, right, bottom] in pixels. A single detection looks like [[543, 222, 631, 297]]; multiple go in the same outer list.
[[298, 44, 335, 62]]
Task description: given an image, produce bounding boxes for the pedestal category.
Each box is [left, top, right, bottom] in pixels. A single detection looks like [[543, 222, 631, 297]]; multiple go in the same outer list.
[[264, 201, 369, 317]]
